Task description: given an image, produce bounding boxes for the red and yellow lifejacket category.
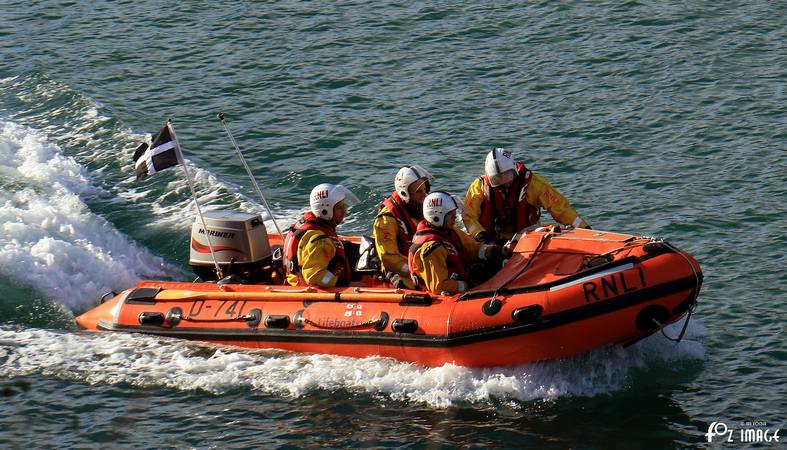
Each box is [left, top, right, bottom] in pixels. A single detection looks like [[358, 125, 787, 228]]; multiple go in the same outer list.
[[480, 161, 541, 239], [376, 191, 417, 254], [408, 221, 469, 283], [283, 212, 351, 285]]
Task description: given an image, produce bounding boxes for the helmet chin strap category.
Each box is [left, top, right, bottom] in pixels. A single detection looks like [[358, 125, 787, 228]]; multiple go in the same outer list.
[[405, 201, 423, 219]]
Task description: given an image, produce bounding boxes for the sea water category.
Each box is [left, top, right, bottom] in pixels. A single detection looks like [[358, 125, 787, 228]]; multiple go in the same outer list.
[[0, 1, 784, 448]]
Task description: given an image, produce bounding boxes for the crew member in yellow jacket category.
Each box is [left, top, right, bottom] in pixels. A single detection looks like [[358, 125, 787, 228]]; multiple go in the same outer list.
[[372, 165, 433, 289], [463, 148, 590, 244], [409, 192, 500, 295], [283, 183, 359, 288]]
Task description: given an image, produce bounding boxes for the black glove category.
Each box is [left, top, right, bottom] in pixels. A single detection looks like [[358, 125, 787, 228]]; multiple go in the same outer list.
[[476, 231, 494, 243], [486, 245, 502, 262]]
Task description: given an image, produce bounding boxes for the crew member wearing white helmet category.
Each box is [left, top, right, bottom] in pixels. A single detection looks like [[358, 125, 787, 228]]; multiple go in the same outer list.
[[408, 192, 500, 295], [463, 148, 590, 244], [283, 183, 359, 288], [372, 165, 433, 289]]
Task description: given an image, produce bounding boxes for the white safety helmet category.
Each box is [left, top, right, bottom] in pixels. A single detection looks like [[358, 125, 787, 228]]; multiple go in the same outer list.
[[394, 165, 434, 203], [423, 191, 461, 227], [309, 183, 359, 221], [484, 147, 518, 187]]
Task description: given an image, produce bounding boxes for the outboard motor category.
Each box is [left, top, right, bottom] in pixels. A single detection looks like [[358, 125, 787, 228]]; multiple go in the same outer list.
[[189, 211, 280, 283]]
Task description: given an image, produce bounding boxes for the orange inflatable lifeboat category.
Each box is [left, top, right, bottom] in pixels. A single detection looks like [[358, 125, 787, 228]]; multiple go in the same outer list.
[[76, 218, 703, 367]]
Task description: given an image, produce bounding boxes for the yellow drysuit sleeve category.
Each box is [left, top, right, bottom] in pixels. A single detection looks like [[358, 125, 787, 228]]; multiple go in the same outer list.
[[527, 172, 589, 229], [372, 209, 410, 277], [462, 177, 487, 239]]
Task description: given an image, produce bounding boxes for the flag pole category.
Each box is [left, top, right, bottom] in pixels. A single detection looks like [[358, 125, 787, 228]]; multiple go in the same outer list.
[[167, 119, 224, 280], [217, 112, 284, 237]]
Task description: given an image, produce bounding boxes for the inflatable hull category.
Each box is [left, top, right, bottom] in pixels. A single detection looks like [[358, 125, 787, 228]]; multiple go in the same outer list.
[[76, 227, 702, 367]]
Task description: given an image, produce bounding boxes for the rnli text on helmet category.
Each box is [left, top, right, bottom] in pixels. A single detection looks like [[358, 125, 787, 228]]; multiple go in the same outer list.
[[427, 197, 443, 207]]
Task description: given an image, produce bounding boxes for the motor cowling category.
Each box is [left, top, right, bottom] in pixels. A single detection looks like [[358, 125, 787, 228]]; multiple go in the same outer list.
[[189, 210, 276, 283]]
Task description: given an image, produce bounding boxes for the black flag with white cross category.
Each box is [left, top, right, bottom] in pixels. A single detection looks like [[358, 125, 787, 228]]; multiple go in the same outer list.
[[132, 121, 182, 181]]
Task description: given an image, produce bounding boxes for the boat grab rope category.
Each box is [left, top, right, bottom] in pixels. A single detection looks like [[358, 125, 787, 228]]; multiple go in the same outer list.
[[652, 300, 696, 343], [496, 232, 553, 294], [581, 235, 659, 260], [596, 240, 650, 258], [180, 314, 257, 323], [650, 240, 702, 343]]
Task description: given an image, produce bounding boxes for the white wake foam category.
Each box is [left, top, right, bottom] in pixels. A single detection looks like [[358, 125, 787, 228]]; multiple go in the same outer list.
[[0, 75, 302, 310], [0, 120, 176, 309], [0, 321, 705, 408], [0, 74, 299, 236]]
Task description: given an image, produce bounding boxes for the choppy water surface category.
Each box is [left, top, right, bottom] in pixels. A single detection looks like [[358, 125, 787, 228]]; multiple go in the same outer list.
[[0, 1, 784, 448]]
